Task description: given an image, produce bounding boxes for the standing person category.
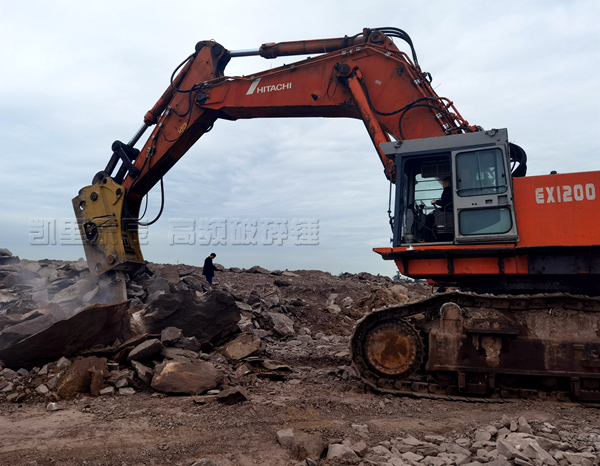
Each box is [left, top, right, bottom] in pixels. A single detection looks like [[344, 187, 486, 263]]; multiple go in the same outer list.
[[203, 253, 217, 284]]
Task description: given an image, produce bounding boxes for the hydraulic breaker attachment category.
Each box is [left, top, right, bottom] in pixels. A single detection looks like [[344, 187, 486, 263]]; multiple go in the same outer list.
[[72, 175, 144, 275]]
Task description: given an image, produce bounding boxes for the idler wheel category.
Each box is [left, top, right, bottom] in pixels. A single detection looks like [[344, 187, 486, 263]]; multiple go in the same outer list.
[[363, 319, 423, 378]]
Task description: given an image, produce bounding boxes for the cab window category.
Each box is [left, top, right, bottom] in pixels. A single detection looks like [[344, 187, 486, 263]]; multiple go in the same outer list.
[[456, 148, 507, 197]]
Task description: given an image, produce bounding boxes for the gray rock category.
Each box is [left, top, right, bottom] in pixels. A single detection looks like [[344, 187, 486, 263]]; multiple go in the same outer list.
[[486, 459, 511, 466], [371, 445, 391, 457], [235, 301, 253, 312], [51, 278, 99, 312], [0, 367, 17, 379], [247, 266, 270, 274], [56, 356, 71, 369], [115, 377, 129, 389], [456, 438, 471, 447], [277, 428, 295, 448], [497, 439, 526, 461], [399, 435, 424, 447], [130, 361, 154, 385], [139, 289, 240, 346], [288, 431, 325, 461], [1, 382, 14, 392], [46, 402, 61, 411], [118, 387, 135, 395], [352, 441, 368, 457], [518, 417, 533, 434], [46, 374, 61, 390], [422, 456, 449, 466], [127, 338, 164, 361], [160, 347, 199, 363], [35, 384, 49, 394], [155, 265, 180, 285], [142, 275, 170, 297], [99, 386, 115, 396], [326, 304, 341, 314], [445, 443, 472, 457], [340, 296, 354, 308], [402, 451, 425, 462], [475, 430, 492, 442], [182, 275, 208, 292], [563, 451, 597, 465], [173, 336, 202, 352], [160, 327, 183, 346], [268, 312, 295, 337], [326, 444, 360, 462]]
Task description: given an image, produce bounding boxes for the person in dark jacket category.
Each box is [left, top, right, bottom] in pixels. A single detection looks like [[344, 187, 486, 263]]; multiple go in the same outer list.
[[203, 253, 217, 284], [423, 177, 452, 242], [432, 177, 452, 210]]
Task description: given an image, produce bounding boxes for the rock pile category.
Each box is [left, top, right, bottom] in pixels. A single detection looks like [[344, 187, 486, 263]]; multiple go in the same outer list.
[[0, 250, 243, 370], [0, 249, 412, 403], [282, 415, 600, 465]]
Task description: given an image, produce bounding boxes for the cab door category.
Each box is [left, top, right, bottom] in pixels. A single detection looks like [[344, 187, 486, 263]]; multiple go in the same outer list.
[[452, 139, 518, 243]]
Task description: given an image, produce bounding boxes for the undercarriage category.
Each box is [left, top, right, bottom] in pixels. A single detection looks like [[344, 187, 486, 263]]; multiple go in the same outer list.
[[350, 292, 600, 403]]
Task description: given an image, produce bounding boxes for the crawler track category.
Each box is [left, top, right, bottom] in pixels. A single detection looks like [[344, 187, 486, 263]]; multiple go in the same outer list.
[[350, 292, 600, 403]]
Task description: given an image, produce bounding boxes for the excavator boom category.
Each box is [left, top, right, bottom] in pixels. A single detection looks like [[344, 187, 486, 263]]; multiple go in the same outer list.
[[73, 28, 473, 275]]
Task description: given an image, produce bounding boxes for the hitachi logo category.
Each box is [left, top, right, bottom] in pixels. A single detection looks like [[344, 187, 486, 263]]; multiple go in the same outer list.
[[246, 78, 292, 95]]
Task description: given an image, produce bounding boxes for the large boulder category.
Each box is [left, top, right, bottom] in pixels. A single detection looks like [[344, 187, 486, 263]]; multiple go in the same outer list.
[[0, 300, 133, 369], [137, 289, 240, 346]]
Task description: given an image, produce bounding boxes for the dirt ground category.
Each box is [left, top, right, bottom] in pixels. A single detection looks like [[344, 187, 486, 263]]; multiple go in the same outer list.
[[1, 265, 599, 465], [1, 346, 598, 465]]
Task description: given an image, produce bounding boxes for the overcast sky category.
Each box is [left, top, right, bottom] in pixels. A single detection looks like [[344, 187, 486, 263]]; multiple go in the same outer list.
[[1, 1, 599, 276]]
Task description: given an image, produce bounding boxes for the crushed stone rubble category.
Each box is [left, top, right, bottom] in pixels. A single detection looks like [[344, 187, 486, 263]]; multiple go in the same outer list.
[[278, 416, 600, 465], [1, 248, 599, 465], [313, 417, 600, 466]]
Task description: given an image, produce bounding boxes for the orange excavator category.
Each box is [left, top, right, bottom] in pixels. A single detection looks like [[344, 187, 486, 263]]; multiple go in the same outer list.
[[73, 28, 600, 402]]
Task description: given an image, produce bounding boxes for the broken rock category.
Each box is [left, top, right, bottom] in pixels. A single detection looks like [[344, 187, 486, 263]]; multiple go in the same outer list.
[[160, 326, 183, 346], [139, 289, 240, 346], [56, 356, 108, 399], [151, 361, 223, 395], [216, 386, 248, 405], [127, 338, 164, 362], [326, 444, 360, 462], [131, 361, 154, 385], [221, 333, 261, 360], [268, 312, 295, 337]]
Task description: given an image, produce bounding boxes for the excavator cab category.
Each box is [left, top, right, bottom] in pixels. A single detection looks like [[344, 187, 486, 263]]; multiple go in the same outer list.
[[384, 128, 519, 247]]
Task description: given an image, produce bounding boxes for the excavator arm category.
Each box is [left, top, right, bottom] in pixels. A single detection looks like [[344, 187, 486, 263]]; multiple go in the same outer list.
[[73, 27, 475, 275]]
